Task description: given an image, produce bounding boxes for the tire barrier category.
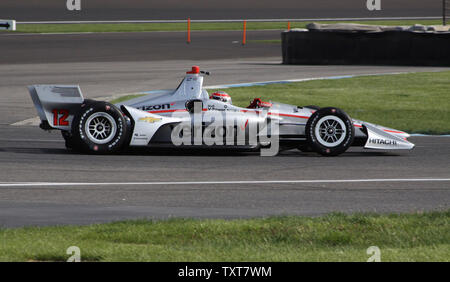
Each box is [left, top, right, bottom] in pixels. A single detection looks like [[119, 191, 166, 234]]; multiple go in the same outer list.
[[282, 29, 450, 66]]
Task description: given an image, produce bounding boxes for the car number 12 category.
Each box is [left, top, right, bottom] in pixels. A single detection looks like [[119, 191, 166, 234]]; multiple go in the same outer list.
[[52, 109, 69, 126]]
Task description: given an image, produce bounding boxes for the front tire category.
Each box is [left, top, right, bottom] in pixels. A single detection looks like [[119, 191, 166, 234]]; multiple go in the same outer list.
[[297, 144, 313, 152], [305, 107, 354, 156], [71, 101, 128, 154]]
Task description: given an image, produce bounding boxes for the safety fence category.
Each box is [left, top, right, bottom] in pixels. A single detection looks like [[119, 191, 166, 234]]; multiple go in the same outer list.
[[282, 29, 450, 66]]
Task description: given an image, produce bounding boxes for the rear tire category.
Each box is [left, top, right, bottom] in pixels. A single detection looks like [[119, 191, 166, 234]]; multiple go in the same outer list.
[[71, 101, 128, 154], [305, 107, 354, 156], [61, 99, 98, 152], [61, 130, 81, 151]]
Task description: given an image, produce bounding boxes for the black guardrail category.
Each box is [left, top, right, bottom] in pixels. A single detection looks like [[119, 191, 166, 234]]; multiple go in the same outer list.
[[282, 30, 450, 66]]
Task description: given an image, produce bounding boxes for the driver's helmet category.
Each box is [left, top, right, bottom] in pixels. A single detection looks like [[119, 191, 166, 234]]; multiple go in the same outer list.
[[210, 91, 232, 104]]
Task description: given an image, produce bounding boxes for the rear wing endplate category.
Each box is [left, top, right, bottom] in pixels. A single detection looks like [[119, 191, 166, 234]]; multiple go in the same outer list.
[[28, 85, 84, 130]]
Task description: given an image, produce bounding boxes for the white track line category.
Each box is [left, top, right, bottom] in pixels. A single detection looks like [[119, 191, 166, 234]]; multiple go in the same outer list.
[[10, 116, 40, 126], [0, 178, 449, 187], [203, 72, 412, 89]]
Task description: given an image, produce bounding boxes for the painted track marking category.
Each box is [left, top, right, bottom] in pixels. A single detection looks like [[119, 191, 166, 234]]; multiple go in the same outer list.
[[0, 178, 449, 187]]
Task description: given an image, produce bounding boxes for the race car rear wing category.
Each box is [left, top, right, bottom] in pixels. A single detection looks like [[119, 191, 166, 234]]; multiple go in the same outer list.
[[28, 85, 84, 130]]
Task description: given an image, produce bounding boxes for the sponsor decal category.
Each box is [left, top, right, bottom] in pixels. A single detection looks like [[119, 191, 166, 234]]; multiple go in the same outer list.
[[139, 104, 172, 111], [369, 138, 397, 146], [133, 133, 149, 141], [207, 103, 239, 112], [138, 117, 162, 123]]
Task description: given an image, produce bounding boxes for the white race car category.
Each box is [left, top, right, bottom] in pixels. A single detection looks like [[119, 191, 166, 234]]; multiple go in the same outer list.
[[28, 66, 414, 156]]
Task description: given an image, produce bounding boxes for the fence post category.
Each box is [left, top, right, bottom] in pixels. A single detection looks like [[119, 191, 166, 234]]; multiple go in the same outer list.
[[242, 20, 247, 45], [187, 18, 191, 44]]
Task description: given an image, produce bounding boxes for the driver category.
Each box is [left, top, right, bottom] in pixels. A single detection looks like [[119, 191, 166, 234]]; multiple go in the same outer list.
[[210, 91, 232, 104]]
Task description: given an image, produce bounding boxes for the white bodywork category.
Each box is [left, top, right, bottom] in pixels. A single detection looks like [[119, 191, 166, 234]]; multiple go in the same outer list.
[[363, 123, 414, 150]]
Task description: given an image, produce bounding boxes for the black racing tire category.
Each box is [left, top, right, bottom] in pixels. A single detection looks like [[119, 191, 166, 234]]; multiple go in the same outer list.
[[297, 144, 313, 152], [304, 105, 321, 111], [61, 99, 97, 152], [81, 99, 96, 105], [61, 130, 81, 151], [305, 107, 354, 156], [71, 101, 128, 154]]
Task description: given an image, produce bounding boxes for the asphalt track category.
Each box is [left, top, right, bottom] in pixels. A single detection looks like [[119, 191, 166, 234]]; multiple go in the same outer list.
[[1, 59, 449, 227], [0, 125, 449, 227], [0, 29, 449, 227], [0, 30, 282, 65], [1, 0, 442, 21]]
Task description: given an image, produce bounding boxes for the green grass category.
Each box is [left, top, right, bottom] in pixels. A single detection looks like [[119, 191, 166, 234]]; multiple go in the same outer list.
[[2, 20, 442, 34], [0, 210, 448, 262], [113, 71, 450, 135], [110, 94, 145, 104]]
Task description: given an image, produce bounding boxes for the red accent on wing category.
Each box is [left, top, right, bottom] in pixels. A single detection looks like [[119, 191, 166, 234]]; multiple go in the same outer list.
[[383, 129, 405, 134], [212, 93, 230, 97], [268, 112, 309, 119]]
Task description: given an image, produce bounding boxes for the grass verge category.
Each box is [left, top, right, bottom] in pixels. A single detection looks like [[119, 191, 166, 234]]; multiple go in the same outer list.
[[110, 94, 145, 104], [2, 20, 442, 34], [0, 210, 448, 262], [113, 71, 450, 135]]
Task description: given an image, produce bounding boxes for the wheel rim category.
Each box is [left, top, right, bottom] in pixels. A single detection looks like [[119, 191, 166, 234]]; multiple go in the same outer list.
[[314, 115, 347, 147], [85, 112, 117, 144]]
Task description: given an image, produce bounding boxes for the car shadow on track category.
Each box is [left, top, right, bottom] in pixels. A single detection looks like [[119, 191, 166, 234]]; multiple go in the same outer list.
[[0, 146, 402, 158], [0, 147, 68, 155]]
